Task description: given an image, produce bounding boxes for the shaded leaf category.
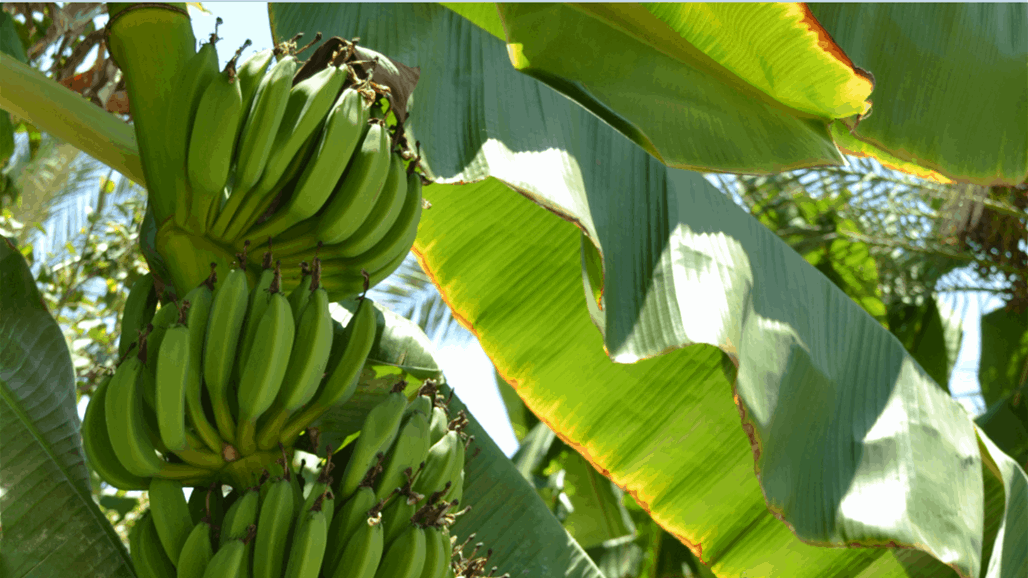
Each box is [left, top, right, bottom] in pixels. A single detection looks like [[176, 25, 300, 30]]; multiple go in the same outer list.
[[0, 236, 134, 577], [808, 3, 1028, 186], [978, 307, 1028, 407]]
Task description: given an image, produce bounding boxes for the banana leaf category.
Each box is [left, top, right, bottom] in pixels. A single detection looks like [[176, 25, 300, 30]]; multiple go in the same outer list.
[[0, 236, 135, 578]]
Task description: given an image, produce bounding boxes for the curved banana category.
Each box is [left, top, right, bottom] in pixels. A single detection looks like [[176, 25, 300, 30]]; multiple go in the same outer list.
[[403, 393, 433, 422], [256, 273, 332, 451], [227, 54, 299, 206], [165, 39, 219, 231], [204, 261, 250, 442], [316, 246, 412, 301], [201, 536, 247, 578], [130, 511, 177, 578], [118, 273, 158, 359], [336, 385, 409, 501], [243, 87, 372, 244], [413, 430, 464, 499], [156, 321, 193, 452], [218, 62, 348, 241], [283, 497, 329, 578], [375, 523, 427, 578], [302, 459, 336, 529], [321, 169, 423, 273], [428, 405, 449, 446], [144, 300, 186, 381], [420, 524, 451, 578], [325, 484, 378, 575], [278, 297, 377, 447], [374, 412, 431, 502], [380, 479, 424, 548], [253, 476, 296, 578], [149, 478, 193, 562], [180, 278, 223, 454], [106, 353, 165, 477], [235, 269, 295, 455], [187, 53, 245, 230], [81, 376, 150, 490], [176, 517, 214, 578], [235, 252, 276, 378], [235, 47, 274, 116], [285, 261, 313, 320], [271, 120, 392, 255], [334, 151, 408, 257], [219, 487, 260, 546], [327, 509, 385, 578]]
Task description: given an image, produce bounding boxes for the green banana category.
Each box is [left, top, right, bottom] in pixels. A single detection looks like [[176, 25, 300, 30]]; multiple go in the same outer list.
[[130, 511, 177, 578], [144, 300, 186, 382], [380, 477, 424, 548], [228, 53, 299, 203], [324, 168, 423, 272], [413, 430, 465, 499], [166, 39, 219, 231], [327, 507, 386, 578], [285, 261, 313, 321], [204, 260, 250, 442], [119, 273, 158, 358], [235, 268, 295, 455], [176, 517, 214, 578], [283, 496, 329, 578], [218, 62, 348, 241], [335, 384, 408, 501], [375, 411, 431, 502], [235, 47, 274, 116], [82, 376, 151, 490], [235, 251, 276, 377], [256, 270, 333, 450], [334, 151, 408, 257], [106, 352, 165, 477], [156, 320, 193, 452], [419, 525, 451, 578], [202, 536, 247, 578], [403, 393, 433, 422], [428, 405, 449, 446], [181, 277, 223, 454], [279, 297, 377, 447], [243, 87, 372, 243], [253, 475, 296, 578], [219, 487, 260, 546], [315, 245, 413, 301], [149, 478, 194, 563], [301, 461, 336, 531], [272, 120, 392, 254], [376, 523, 427, 578], [187, 52, 245, 229], [325, 483, 379, 575]]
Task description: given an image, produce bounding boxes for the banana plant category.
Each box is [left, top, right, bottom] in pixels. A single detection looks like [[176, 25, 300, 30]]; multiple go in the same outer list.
[[1, 3, 1026, 578]]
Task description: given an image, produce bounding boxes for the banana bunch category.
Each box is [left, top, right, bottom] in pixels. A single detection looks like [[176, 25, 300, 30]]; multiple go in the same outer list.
[[127, 383, 495, 578], [155, 30, 425, 302], [82, 250, 378, 490]]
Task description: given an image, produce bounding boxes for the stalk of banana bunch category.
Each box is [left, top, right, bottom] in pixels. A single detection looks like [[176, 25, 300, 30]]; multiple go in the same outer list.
[[151, 27, 427, 300]]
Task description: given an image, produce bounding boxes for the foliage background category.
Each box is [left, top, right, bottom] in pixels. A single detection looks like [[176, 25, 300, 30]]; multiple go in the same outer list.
[[2, 3, 1025, 577]]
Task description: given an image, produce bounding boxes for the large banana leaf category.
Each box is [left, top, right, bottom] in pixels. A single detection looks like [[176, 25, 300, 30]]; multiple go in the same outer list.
[[446, 3, 869, 174], [450, 3, 1027, 185], [808, 3, 1027, 186], [266, 3, 1028, 576], [0, 237, 135, 578]]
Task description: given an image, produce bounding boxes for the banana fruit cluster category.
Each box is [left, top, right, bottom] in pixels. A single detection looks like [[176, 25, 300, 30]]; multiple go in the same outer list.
[[157, 28, 424, 301], [128, 383, 490, 578], [82, 249, 378, 490]]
